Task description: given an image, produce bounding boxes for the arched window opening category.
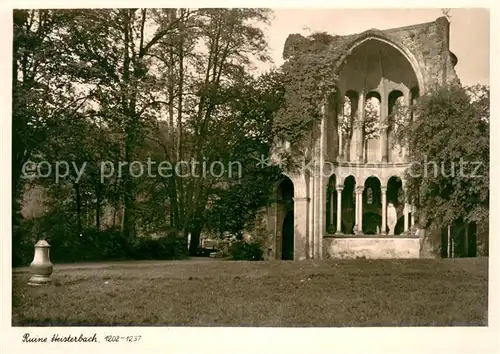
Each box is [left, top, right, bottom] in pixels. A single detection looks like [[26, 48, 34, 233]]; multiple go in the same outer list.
[[410, 87, 420, 105], [388, 90, 403, 115], [363, 176, 382, 234], [387, 176, 404, 235], [279, 178, 294, 205], [366, 187, 373, 204], [364, 91, 381, 139], [326, 174, 337, 233], [342, 91, 358, 161], [410, 86, 420, 120], [342, 175, 357, 234], [388, 91, 408, 131], [342, 91, 357, 137]]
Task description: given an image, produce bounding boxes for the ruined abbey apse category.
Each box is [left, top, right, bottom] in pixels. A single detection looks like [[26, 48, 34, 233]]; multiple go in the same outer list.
[[260, 17, 459, 260]]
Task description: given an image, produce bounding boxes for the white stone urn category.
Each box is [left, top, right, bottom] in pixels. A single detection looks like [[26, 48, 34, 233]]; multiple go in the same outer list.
[[28, 239, 53, 286], [387, 203, 397, 235]]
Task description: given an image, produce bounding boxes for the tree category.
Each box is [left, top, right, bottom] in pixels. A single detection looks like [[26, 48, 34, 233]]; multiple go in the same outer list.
[[145, 8, 274, 253], [12, 10, 82, 224], [55, 9, 197, 239], [402, 84, 489, 234], [204, 70, 285, 239], [13, 8, 278, 262]]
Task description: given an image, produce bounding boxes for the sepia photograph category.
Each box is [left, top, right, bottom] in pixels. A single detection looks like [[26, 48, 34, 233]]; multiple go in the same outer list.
[[5, 4, 495, 351]]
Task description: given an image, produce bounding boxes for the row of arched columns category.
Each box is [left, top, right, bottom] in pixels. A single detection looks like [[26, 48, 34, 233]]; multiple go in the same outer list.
[[270, 171, 418, 261], [327, 174, 415, 236], [328, 85, 419, 163]]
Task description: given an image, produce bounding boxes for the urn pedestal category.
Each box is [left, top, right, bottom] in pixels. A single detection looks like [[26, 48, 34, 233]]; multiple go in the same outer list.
[[28, 240, 53, 286]]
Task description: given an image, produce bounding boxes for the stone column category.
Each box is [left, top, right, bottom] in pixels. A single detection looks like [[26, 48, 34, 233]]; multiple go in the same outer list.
[[329, 186, 335, 231], [355, 185, 364, 234], [381, 186, 387, 235], [307, 178, 314, 259], [464, 223, 469, 256], [354, 187, 359, 234], [447, 225, 453, 258], [337, 95, 344, 160], [380, 88, 389, 163], [404, 89, 411, 113], [403, 203, 409, 234], [356, 92, 365, 163], [402, 89, 411, 160], [410, 205, 415, 233], [336, 185, 343, 234], [268, 202, 279, 259], [293, 196, 309, 261]]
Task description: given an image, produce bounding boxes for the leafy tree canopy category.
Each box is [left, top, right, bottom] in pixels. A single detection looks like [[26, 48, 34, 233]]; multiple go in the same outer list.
[[402, 83, 489, 229]]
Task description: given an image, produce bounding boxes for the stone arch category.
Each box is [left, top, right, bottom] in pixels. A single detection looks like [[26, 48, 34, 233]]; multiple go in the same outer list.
[[278, 177, 294, 203], [388, 90, 404, 115], [325, 88, 341, 159], [363, 176, 382, 234], [272, 173, 293, 196], [387, 176, 404, 205], [357, 172, 381, 187], [335, 34, 423, 164], [281, 211, 294, 260], [394, 216, 405, 236], [341, 175, 357, 234], [326, 174, 337, 233], [364, 91, 382, 162], [410, 86, 420, 103], [288, 174, 308, 199], [410, 86, 420, 120], [387, 90, 406, 161], [365, 91, 381, 134], [333, 32, 425, 94], [386, 176, 404, 234], [341, 90, 359, 161], [363, 176, 382, 205], [275, 176, 294, 260], [366, 90, 381, 99]]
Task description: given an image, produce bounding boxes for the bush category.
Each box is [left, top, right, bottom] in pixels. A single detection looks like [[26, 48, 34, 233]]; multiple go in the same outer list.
[[84, 227, 129, 261], [12, 219, 38, 267], [129, 232, 188, 260], [229, 240, 263, 261], [13, 219, 189, 265]]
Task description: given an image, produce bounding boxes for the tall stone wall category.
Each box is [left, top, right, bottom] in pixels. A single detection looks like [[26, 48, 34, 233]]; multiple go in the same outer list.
[[283, 16, 459, 91], [384, 17, 459, 87]]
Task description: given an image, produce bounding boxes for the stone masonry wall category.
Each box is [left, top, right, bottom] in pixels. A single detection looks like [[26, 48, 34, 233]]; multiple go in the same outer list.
[[283, 16, 459, 92], [384, 17, 459, 88], [323, 237, 420, 259]]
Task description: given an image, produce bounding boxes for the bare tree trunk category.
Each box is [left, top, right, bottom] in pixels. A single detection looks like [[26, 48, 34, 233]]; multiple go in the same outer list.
[[447, 225, 452, 258], [75, 182, 82, 235], [95, 181, 101, 231]]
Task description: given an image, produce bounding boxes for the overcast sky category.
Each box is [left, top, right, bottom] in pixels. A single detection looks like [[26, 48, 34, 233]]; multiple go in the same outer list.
[[261, 8, 489, 86]]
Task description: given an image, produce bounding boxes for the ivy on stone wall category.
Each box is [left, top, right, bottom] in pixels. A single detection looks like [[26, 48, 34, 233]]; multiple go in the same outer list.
[[273, 32, 344, 147]]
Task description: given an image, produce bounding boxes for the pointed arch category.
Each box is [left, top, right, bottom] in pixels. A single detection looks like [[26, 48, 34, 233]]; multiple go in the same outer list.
[[333, 32, 425, 94]]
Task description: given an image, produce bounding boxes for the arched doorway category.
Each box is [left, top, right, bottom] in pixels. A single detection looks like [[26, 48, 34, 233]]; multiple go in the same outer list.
[[326, 174, 337, 233], [342, 175, 357, 234], [395, 216, 405, 235], [387, 176, 404, 235], [281, 211, 294, 260], [276, 177, 294, 260], [363, 176, 382, 234]]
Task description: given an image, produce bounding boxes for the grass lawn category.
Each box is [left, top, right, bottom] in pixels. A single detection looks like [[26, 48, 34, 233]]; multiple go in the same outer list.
[[12, 257, 488, 326]]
